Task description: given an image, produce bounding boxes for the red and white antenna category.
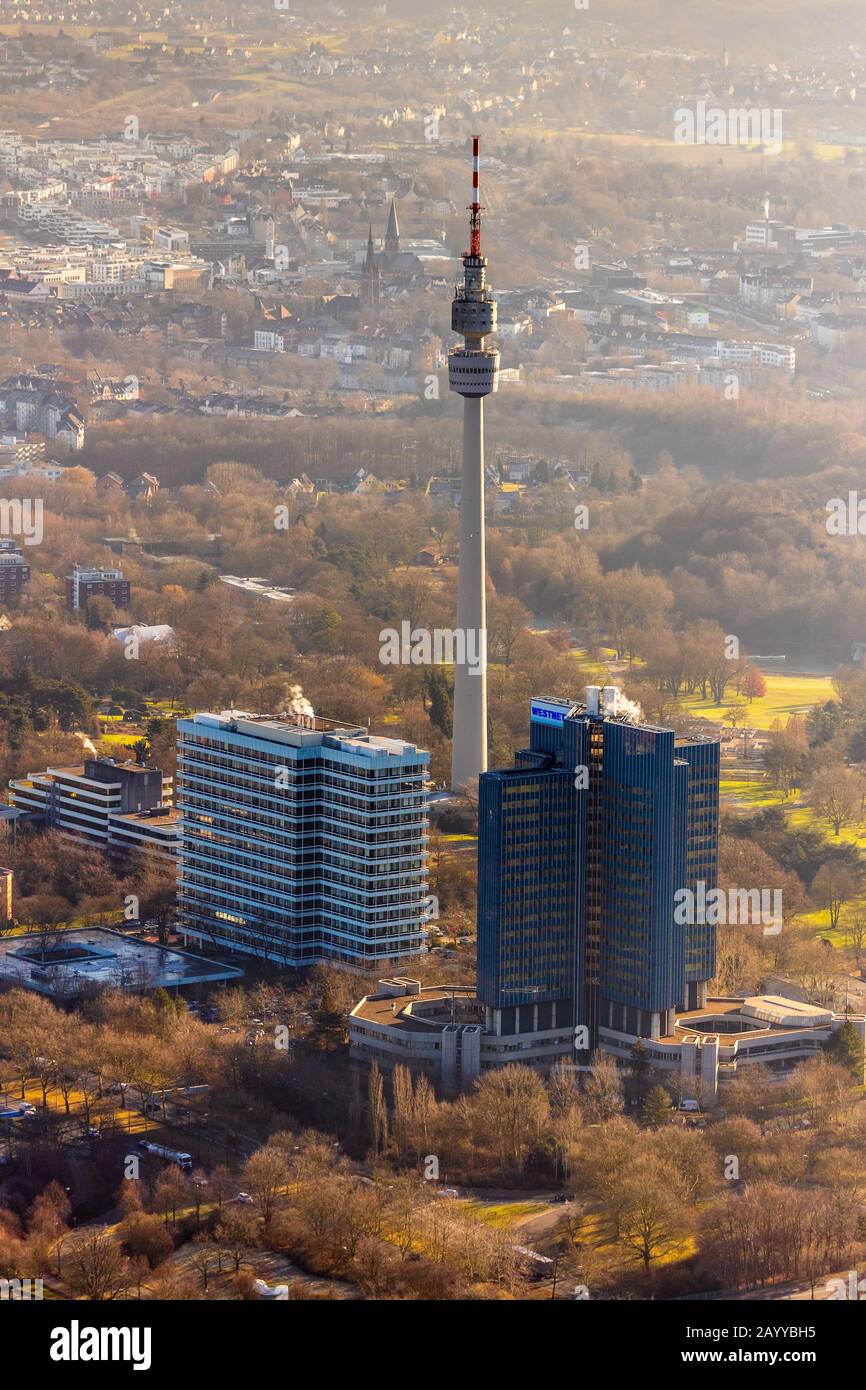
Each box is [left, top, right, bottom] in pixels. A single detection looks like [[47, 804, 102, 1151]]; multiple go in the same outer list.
[[469, 134, 482, 257]]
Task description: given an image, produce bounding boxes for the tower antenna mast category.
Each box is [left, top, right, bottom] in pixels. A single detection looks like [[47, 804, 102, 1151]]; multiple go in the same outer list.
[[469, 135, 482, 257]]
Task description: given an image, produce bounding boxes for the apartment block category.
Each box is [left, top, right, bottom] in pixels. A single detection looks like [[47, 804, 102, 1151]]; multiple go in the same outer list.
[[67, 565, 131, 611], [0, 540, 30, 604]]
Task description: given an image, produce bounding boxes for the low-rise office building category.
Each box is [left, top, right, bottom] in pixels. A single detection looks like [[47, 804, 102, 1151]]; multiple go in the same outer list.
[[348, 981, 866, 1098], [9, 756, 177, 861]]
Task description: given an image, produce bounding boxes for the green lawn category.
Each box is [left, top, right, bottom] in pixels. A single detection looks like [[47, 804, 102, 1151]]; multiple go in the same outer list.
[[681, 674, 834, 730], [461, 1200, 548, 1228], [720, 773, 866, 849], [719, 776, 787, 809], [785, 803, 866, 850]]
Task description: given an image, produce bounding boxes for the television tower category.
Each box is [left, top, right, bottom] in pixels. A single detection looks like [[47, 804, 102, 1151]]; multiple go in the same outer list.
[[449, 136, 499, 790]]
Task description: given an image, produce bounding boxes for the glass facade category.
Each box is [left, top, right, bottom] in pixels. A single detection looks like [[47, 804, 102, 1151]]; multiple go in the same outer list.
[[176, 712, 429, 966], [477, 695, 720, 1044]]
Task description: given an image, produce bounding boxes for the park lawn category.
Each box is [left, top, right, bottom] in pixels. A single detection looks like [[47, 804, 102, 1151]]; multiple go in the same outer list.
[[722, 772, 866, 851], [680, 673, 834, 730], [144, 699, 189, 716], [568, 1206, 697, 1268], [99, 731, 140, 746], [460, 1200, 548, 1228], [796, 910, 849, 947], [786, 802, 866, 849], [797, 896, 866, 947], [651, 1234, 699, 1267], [720, 776, 787, 809], [814, 142, 847, 161]]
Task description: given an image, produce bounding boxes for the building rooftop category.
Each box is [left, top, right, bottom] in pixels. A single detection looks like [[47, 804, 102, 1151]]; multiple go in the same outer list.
[[0, 926, 243, 996], [187, 709, 425, 759], [665, 994, 843, 1043], [111, 805, 179, 828], [351, 982, 478, 1034]]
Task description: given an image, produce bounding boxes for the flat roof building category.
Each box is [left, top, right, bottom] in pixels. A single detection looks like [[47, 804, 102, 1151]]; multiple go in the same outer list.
[[176, 709, 429, 967], [67, 565, 130, 612], [0, 926, 242, 998], [348, 980, 866, 1098], [478, 688, 720, 1053], [9, 757, 177, 861]]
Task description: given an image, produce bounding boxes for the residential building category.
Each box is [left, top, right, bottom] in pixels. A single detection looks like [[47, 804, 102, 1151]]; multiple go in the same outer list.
[[0, 378, 84, 451], [67, 565, 130, 611], [0, 540, 30, 604]]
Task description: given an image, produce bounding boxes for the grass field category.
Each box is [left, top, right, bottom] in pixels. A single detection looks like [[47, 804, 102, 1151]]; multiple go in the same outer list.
[[461, 1200, 548, 1228], [719, 776, 787, 809], [680, 673, 834, 729]]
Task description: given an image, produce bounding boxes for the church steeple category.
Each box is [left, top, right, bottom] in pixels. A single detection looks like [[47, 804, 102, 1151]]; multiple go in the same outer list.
[[385, 197, 400, 260], [361, 223, 380, 313]]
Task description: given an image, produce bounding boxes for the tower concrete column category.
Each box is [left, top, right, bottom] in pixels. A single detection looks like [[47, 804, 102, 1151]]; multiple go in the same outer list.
[[451, 394, 488, 789]]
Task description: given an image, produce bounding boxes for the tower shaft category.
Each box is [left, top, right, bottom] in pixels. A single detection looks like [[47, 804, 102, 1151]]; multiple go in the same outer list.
[[451, 395, 488, 789]]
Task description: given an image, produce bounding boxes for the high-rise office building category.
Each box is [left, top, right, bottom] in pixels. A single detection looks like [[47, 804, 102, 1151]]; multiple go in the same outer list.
[[477, 686, 720, 1053], [349, 689, 864, 1097], [176, 710, 429, 966]]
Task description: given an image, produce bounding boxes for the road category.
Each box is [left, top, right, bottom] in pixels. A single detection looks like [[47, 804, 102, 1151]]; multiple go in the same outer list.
[[729, 1268, 864, 1301]]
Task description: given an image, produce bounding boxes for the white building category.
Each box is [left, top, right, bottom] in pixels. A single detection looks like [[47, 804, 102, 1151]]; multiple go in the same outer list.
[[349, 985, 866, 1099]]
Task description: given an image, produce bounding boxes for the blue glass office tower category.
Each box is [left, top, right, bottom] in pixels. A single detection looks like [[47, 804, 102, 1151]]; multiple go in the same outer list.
[[477, 687, 719, 1049]]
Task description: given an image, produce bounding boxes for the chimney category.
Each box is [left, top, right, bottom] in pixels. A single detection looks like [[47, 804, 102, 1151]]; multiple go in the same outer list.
[[602, 685, 619, 716], [585, 685, 600, 716]]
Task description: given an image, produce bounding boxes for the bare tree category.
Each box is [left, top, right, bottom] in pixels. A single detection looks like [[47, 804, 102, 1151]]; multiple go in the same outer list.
[[63, 1230, 132, 1301]]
